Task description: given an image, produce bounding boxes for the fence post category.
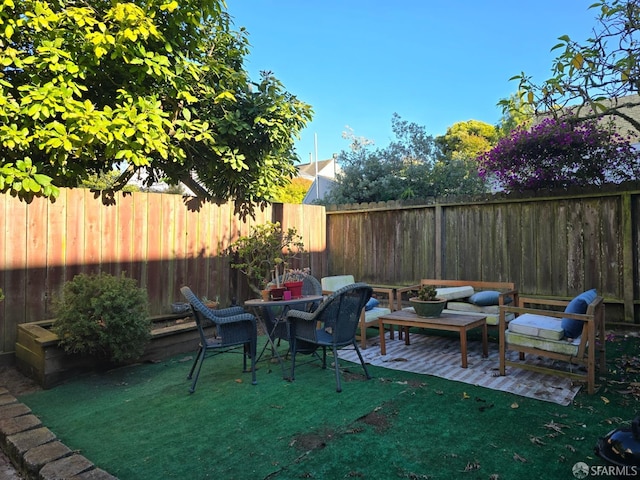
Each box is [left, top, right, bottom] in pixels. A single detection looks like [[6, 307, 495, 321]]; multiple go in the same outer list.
[[622, 192, 635, 323]]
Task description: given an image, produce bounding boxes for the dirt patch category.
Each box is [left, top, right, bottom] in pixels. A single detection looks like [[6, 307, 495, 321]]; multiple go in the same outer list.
[[357, 411, 391, 431], [290, 428, 336, 451], [0, 366, 42, 396]]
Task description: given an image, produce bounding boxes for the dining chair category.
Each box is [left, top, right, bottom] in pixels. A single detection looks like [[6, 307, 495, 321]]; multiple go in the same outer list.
[[181, 286, 257, 393], [286, 282, 373, 392]]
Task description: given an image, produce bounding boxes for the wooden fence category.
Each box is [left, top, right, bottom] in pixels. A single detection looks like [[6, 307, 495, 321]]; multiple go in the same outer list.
[[326, 182, 640, 326], [0, 189, 327, 364], [2, 182, 640, 363]]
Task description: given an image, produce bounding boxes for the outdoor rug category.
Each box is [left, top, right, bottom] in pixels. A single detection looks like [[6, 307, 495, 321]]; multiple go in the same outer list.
[[337, 334, 581, 406]]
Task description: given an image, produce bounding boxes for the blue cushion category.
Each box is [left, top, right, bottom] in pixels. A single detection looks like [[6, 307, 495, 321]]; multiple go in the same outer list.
[[365, 297, 379, 311], [469, 290, 512, 306], [561, 289, 597, 338]]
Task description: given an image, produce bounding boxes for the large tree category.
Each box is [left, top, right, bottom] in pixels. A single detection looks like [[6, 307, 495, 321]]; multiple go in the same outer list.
[[510, 0, 640, 135], [0, 0, 312, 217]]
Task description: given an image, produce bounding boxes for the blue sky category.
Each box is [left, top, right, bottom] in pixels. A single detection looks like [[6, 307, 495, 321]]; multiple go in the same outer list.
[[226, 1, 599, 162]]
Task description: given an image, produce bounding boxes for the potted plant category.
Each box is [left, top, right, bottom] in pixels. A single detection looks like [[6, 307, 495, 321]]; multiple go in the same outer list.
[[409, 285, 447, 318], [226, 222, 305, 297], [282, 267, 310, 299]]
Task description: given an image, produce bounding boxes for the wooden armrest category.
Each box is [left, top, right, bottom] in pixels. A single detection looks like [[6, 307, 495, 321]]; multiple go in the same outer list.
[[500, 304, 594, 321], [517, 296, 569, 309], [498, 289, 519, 305], [394, 284, 421, 311], [371, 286, 394, 309]]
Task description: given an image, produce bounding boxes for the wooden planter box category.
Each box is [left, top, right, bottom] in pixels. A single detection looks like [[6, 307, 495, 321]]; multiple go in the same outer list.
[[15, 313, 208, 389]]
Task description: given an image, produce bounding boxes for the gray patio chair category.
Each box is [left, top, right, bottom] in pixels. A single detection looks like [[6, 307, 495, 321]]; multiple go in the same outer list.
[[181, 286, 257, 393], [286, 282, 373, 392]]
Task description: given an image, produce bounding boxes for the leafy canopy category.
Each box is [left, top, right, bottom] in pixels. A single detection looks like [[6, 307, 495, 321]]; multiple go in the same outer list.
[[507, 0, 640, 135], [478, 116, 640, 191], [0, 0, 312, 217]]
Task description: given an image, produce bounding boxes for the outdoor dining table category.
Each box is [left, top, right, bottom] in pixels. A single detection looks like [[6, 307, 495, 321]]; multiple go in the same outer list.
[[244, 295, 323, 378]]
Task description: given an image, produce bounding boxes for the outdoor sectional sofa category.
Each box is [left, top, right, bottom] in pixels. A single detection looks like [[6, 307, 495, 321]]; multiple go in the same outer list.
[[395, 279, 519, 326]]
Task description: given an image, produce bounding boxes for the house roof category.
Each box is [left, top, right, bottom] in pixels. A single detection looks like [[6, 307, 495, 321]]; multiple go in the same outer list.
[[296, 158, 339, 181], [556, 94, 640, 142]]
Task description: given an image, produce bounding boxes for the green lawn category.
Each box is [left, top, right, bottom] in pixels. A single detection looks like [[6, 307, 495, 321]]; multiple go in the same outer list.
[[17, 332, 640, 480]]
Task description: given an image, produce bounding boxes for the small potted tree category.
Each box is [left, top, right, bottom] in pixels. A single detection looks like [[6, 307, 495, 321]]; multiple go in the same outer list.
[[409, 285, 447, 318], [226, 222, 306, 297]]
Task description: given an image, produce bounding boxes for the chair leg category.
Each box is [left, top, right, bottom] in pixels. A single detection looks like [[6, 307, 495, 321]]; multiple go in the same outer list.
[[498, 329, 506, 376], [332, 346, 342, 393], [352, 341, 371, 380], [187, 345, 203, 380], [250, 338, 257, 385], [242, 342, 249, 373], [189, 348, 206, 394], [290, 337, 297, 381]]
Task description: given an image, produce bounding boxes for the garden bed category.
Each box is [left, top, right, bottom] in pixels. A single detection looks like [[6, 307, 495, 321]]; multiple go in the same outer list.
[[15, 313, 208, 389]]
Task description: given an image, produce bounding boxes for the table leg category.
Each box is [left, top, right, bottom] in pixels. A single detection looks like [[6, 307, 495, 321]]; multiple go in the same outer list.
[[459, 327, 468, 368], [252, 307, 288, 379], [378, 319, 387, 355], [481, 322, 488, 358]]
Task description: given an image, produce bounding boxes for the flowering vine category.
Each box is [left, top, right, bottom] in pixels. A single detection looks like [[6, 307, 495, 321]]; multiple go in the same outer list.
[[478, 116, 640, 191]]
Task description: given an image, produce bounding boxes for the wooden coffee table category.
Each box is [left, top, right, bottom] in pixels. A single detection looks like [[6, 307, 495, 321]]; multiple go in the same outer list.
[[378, 310, 488, 368]]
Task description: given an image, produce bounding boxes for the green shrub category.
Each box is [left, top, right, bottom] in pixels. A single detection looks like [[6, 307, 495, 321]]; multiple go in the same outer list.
[[53, 272, 150, 364]]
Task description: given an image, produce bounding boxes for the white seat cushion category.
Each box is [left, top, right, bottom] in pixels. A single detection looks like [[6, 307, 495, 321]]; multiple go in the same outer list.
[[505, 330, 580, 356], [446, 302, 499, 314], [401, 307, 513, 326], [434, 286, 474, 301], [364, 307, 391, 324], [441, 308, 513, 326], [508, 313, 564, 340]]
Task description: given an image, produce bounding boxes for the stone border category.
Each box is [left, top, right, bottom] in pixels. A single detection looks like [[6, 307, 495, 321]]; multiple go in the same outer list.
[[0, 387, 117, 480]]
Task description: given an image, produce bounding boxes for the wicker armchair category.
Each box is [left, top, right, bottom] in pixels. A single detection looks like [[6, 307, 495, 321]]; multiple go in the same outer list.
[[181, 286, 257, 393], [286, 283, 373, 392]]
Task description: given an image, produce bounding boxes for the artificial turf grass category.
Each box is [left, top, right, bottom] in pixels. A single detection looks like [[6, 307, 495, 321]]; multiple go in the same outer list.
[[17, 333, 640, 480]]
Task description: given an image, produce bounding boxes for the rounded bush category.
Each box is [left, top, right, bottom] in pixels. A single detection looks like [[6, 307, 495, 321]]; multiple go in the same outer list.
[[53, 272, 150, 364]]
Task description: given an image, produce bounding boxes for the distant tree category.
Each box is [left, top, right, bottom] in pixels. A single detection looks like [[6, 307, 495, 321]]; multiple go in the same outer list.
[[0, 0, 311, 217], [507, 0, 640, 135], [435, 120, 498, 161], [326, 114, 486, 205], [496, 92, 535, 138], [271, 177, 312, 204], [478, 116, 640, 191], [80, 171, 138, 192]]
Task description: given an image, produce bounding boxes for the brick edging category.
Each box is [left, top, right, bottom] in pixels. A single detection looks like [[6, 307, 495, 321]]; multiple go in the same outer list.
[[0, 388, 117, 480]]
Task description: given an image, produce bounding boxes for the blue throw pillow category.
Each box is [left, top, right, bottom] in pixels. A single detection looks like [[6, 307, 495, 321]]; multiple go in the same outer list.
[[365, 297, 379, 311], [561, 289, 597, 338], [469, 290, 512, 306]]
